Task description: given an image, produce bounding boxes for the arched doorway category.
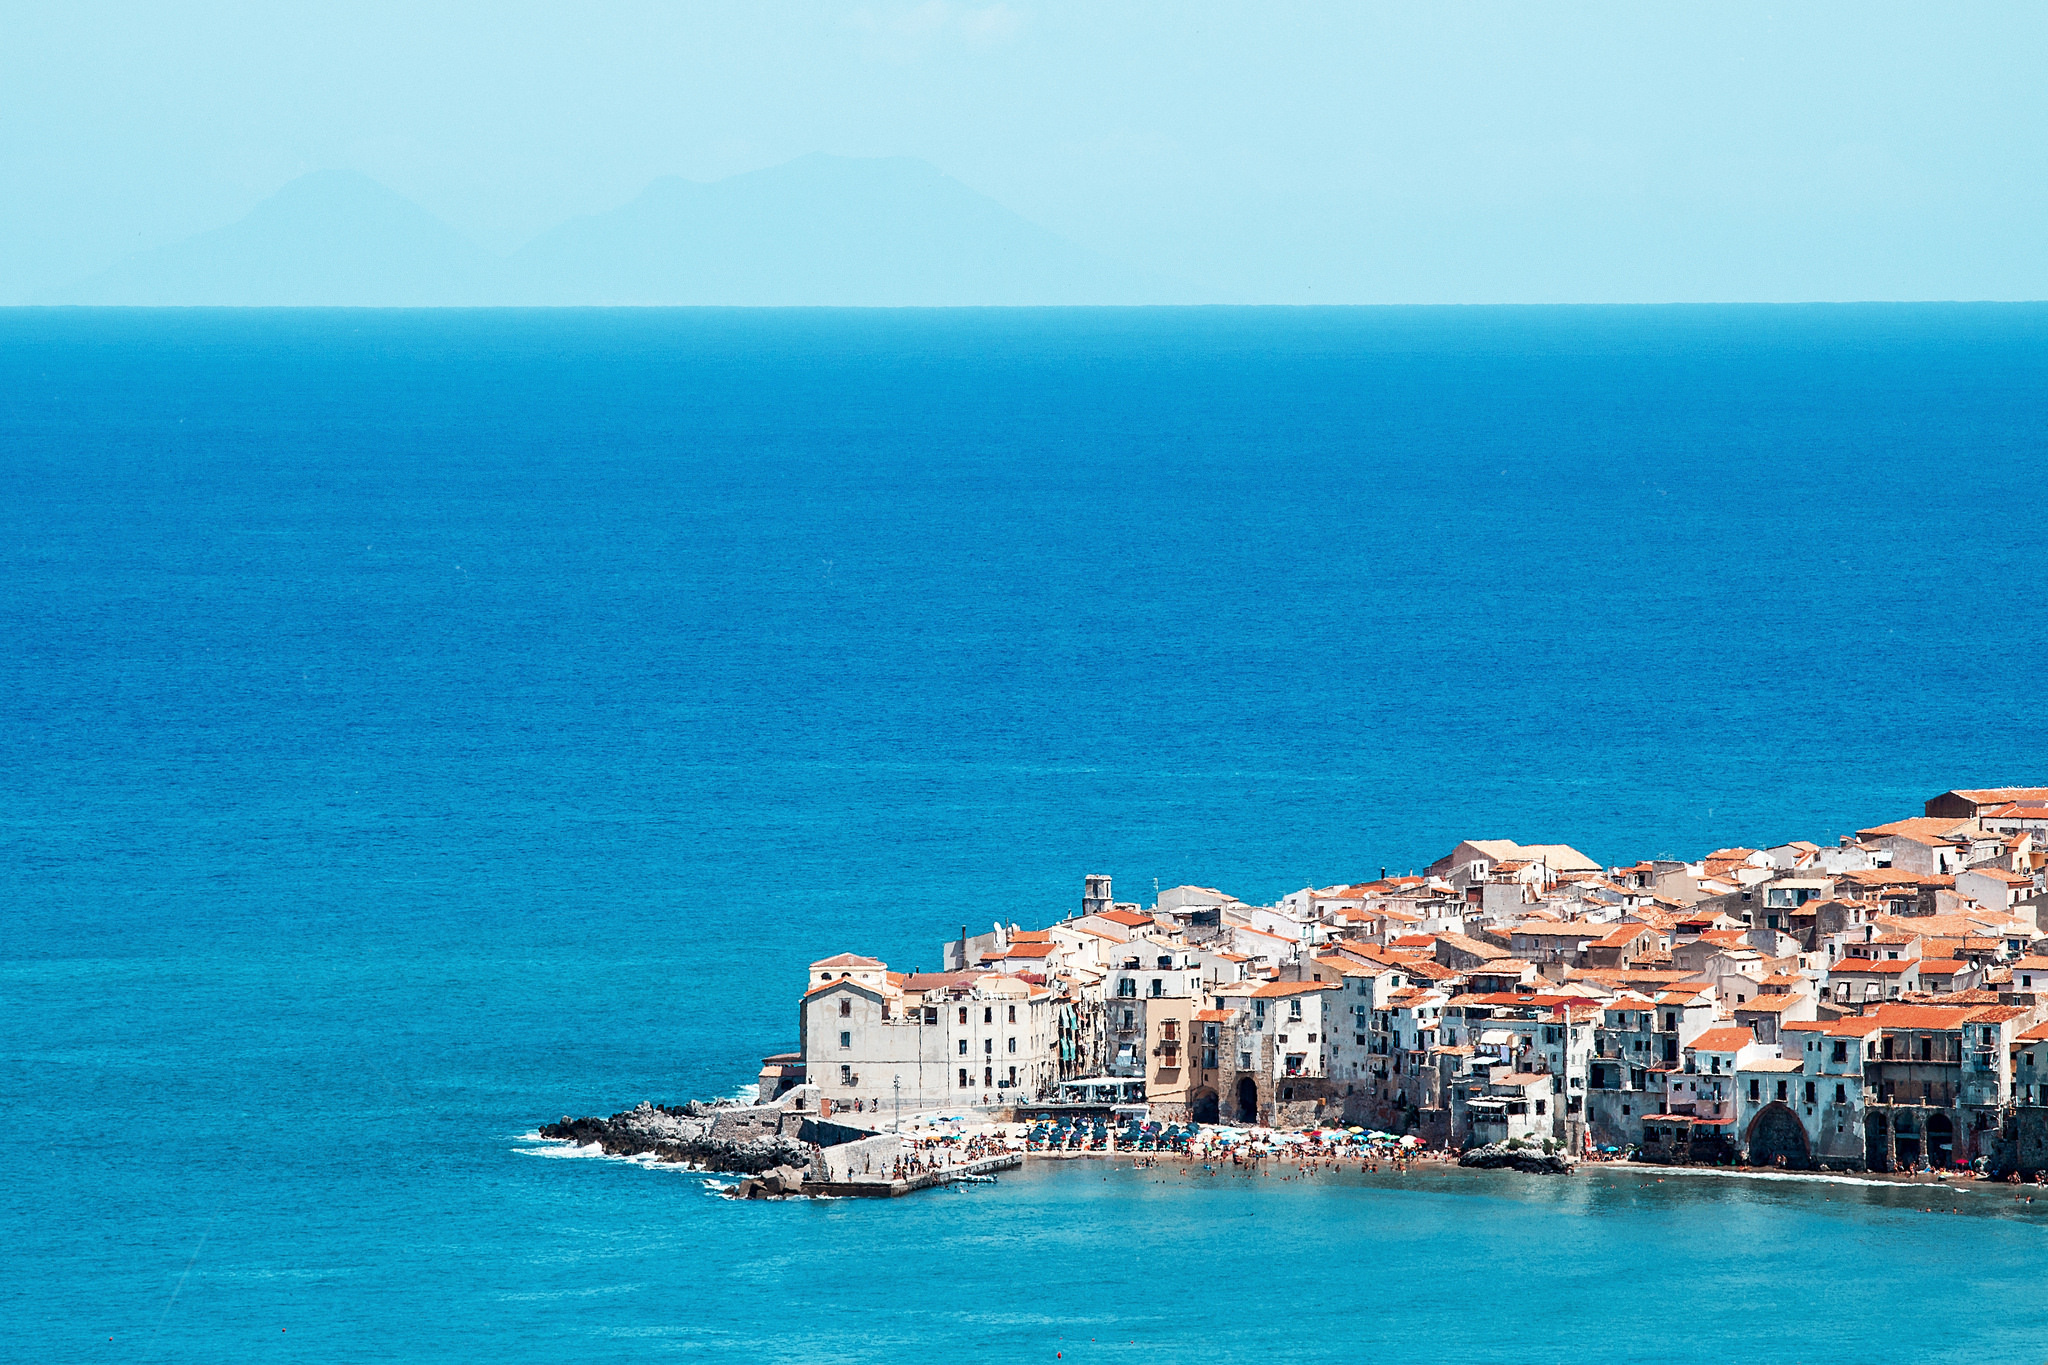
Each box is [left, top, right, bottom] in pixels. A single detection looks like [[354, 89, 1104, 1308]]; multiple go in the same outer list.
[[1926, 1112, 1954, 1169], [1746, 1102, 1811, 1168], [1894, 1112, 1921, 1168], [1190, 1088, 1220, 1125], [1235, 1077, 1259, 1123]]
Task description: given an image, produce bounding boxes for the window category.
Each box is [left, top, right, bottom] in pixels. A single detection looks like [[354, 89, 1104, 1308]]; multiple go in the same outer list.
[[1748, 1079, 1759, 1101], [1804, 1081, 1816, 1104], [958, 1068, 969, 1088], [839, 997, 851, 1017], [1834, 1083, 1846, 1103], [1203, 1047, 1217, 1068], [839, 1031, 851, 1049], [1150, 979, 1164, 997], [958, 1039, 967, 1056], [1007, 1066, 1016, 1084], [1007, 1037, 1017, 1054], [923, 1007, 937, 1025], [1239, 1052, 1252, 1068], [1118, 978, 1136, 998], [1007, 1005, 1017, 1023], [1535, 1100, 1546, 1115], [984, 1007, 994, 1024], [839, 1065, 851, 1085], [1289, 999, 1303, 1020], [984, 1038, 993, 1055], [959, 1007, 968, 1024], [1831, 1040, 1847, 1063], [1776, 1080, 1788, 1102]]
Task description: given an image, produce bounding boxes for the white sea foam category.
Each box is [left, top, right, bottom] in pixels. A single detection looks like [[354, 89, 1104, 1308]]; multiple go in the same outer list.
[[514, 1139, 735, 1176], [1601, 1163, 1993, 1193], [515, 1140, 611, 1160]]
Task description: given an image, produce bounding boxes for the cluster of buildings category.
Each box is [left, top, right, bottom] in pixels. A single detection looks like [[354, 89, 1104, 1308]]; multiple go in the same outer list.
[[793, 787, 2048, 1171]]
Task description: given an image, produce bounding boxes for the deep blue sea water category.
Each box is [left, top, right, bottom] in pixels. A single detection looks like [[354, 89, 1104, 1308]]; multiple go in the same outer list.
[[4, 305, 2048, 1363]]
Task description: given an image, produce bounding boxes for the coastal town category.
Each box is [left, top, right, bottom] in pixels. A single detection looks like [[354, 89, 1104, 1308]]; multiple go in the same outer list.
[[766, 786, 2048, 1179]]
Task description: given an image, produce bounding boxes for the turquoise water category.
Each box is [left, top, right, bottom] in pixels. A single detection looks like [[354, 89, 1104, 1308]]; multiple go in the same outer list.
[[5, 305, 2048, 1362]]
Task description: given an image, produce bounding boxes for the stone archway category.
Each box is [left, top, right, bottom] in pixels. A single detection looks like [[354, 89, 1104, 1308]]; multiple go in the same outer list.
[[1190, 1088, 1220, 1125], [1745, 1102, 1811, 1168], [1894, 1112, 1922, 1168], [1235, 1077, 1259, 1123], [1926, 1111, 1955, 1169]]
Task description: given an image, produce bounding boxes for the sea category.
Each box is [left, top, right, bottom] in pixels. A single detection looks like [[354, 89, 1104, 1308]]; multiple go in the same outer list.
[[3, 304, 2047, 1363]]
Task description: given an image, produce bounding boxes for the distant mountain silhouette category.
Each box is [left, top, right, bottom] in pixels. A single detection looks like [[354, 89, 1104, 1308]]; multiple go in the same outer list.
[[507, 154, 1189, 305], [46, 157, 1193, 307], [47, 170, 505, 306]]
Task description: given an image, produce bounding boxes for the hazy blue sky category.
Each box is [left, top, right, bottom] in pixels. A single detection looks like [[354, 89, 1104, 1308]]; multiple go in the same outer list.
[[5, 2, 2045, 303]]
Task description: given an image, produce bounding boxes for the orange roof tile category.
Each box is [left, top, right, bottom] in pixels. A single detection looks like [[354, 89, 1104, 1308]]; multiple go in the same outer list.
[[1688, 1027, 1756, 1052]]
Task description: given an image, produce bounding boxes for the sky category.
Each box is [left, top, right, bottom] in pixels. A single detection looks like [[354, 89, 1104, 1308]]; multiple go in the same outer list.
[[4, 2, 2046, 304]]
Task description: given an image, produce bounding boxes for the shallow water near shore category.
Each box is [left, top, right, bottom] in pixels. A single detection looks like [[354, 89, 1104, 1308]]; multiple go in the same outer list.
[[6, 305, 2048, 1362]]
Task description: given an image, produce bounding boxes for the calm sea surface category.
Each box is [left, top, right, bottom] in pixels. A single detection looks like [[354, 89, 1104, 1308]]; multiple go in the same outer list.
[[4, 305, 2047, 1362]]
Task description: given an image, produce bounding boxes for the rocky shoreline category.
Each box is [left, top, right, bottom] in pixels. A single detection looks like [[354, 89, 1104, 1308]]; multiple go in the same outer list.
[[1458, 1139, 1576, 1174], [539, 1101, 808, 1174]]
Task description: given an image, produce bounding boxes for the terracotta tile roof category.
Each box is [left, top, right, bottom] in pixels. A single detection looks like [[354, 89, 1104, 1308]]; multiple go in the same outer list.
[[1864, 1003, 1981, 1029], [1857, 817, 1975, 842], [1733, 995, 1804, 1014], [810, 952, 885, 968], [1830, 957, 1918, 975], [1100, 909, 1154, 927], [1250, 980, 1336, 998], [1688, 1027, 1757, 1053], [1000, 941, 1060, 958], [1783, 1017, 1882, 1037]]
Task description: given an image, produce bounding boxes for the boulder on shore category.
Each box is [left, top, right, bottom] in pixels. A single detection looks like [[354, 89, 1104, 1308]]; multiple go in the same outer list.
[[1459, 1140, 1575, 1175], [735, 1165, 808, 1199], [539, 1101, 807, 1174]]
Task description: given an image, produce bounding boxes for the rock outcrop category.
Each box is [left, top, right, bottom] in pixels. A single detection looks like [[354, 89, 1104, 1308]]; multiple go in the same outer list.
[[735, 1165, 808, 1199], [1459, 1140, 1576, 1174], [540, 1101, 808, 1174]]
